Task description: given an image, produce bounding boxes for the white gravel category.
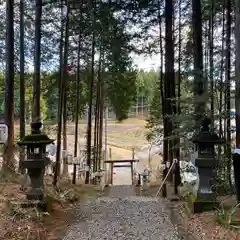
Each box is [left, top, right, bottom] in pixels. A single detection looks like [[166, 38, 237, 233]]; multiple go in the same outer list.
[[62, 186, 186, 240]]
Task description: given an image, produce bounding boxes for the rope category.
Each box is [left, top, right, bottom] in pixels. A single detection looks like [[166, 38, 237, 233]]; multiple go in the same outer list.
[[155, 159, 177, 197]]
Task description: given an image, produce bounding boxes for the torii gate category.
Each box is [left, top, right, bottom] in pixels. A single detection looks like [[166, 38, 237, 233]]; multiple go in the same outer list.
[[104, 158, 139, 185]]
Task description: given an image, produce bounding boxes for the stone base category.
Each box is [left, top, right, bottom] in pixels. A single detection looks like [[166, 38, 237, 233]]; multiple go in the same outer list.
[[21, 200, 48, 212], [10, 199, 48, 212], [26, 188, 44, 201], [191, 200, 218, 213]]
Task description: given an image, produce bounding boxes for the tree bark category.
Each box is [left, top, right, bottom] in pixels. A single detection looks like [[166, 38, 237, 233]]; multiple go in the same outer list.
[[219, 2, 225, 139], [226, 0, 232, 188], [85, 0, 96, 184], [174, 0, 182, 195], [53, 3, 67, 186], [93, 79, 100, 173], [3, 0, 15, 173], [74, 12, 82, 162], [98, 48, 105, 171], [218, 1, 225, 179], [235, 0, 240, 148], [62, 4, 70, 175], [32, 0, 42, 122], [165, 0, 175, 182], [192, 0, 205, 124], [19, 0, 25, 173], [158, 0, 166, 197], [209, 0, 215, 128]]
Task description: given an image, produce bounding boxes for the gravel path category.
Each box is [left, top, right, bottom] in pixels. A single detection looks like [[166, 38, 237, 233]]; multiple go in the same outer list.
[[62, 186, 187, 240]]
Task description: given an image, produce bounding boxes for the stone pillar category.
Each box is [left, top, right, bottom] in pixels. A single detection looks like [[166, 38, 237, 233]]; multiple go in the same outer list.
[[233, 152, 240, 202], [17, 121, 54, 201], [191, 117, 222, 213]]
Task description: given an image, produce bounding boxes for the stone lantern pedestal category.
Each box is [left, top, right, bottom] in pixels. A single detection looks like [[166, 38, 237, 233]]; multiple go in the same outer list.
[[17, 121, 54, 201], [191, 117, 222, 213], [233, 151, 240, 203]]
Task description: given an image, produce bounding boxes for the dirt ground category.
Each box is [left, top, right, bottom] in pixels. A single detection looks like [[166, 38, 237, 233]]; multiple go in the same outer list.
[[0, 178, 103, 240], [171, 200, 239, 240]]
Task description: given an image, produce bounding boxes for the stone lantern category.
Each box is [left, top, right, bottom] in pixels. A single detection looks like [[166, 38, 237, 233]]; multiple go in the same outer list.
[[17, 121, 54, 201], [191, 117, 222, 213]]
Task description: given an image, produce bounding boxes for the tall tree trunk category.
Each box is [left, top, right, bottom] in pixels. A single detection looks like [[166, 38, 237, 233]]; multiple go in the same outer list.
[[219, 1, 225, 180], [85, 0, 96, 184], [165, 0, 175, 184], [19, 0, 25, 173], [98, 81, 104, 170], [192, 0, 205, 124], [93, 79, 100, 173], [235, 0, 240, 202], [174, 0, 182, 194], [3, 0, 15, 173], [219, 2, 225, 139], [177, 0, 181, 116], [209, 0, 215, 128], [74, 12, 82, 164], [97, 45, 104, 171], [158, 0, 167, 197], [236, 0, 240, 150], [53, 4, 67, 186], [204, 22, 209, 77], [32, 0, 42, 122], [226, 0, 232, 188], [62, 7, 70, 175]]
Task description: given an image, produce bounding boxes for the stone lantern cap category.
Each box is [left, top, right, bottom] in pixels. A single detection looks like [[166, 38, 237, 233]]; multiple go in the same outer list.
[[17, 121, 54, 147], [192, 117, 223, 144]]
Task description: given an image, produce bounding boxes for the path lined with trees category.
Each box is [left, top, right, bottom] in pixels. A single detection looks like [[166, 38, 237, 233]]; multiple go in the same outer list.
[[1, 0, 240, 239]]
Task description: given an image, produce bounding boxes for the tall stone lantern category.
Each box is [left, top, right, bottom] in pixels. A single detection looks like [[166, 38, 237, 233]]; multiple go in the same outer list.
[[191, 117, 222, 213], [17, 121, 54, 201]]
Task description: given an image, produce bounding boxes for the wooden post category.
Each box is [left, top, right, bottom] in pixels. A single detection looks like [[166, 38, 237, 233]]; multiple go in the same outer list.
[[137, 173, 141, 186], [133, 148, 140, 186], [131, 148, 135, 185], [131, 161, 134, 185], [72, 164, 77, 184], [109, 148, 112, 160], [110, 162, 113, 185], [109, 148, 113, 184], [108, 163, 111, 185]]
